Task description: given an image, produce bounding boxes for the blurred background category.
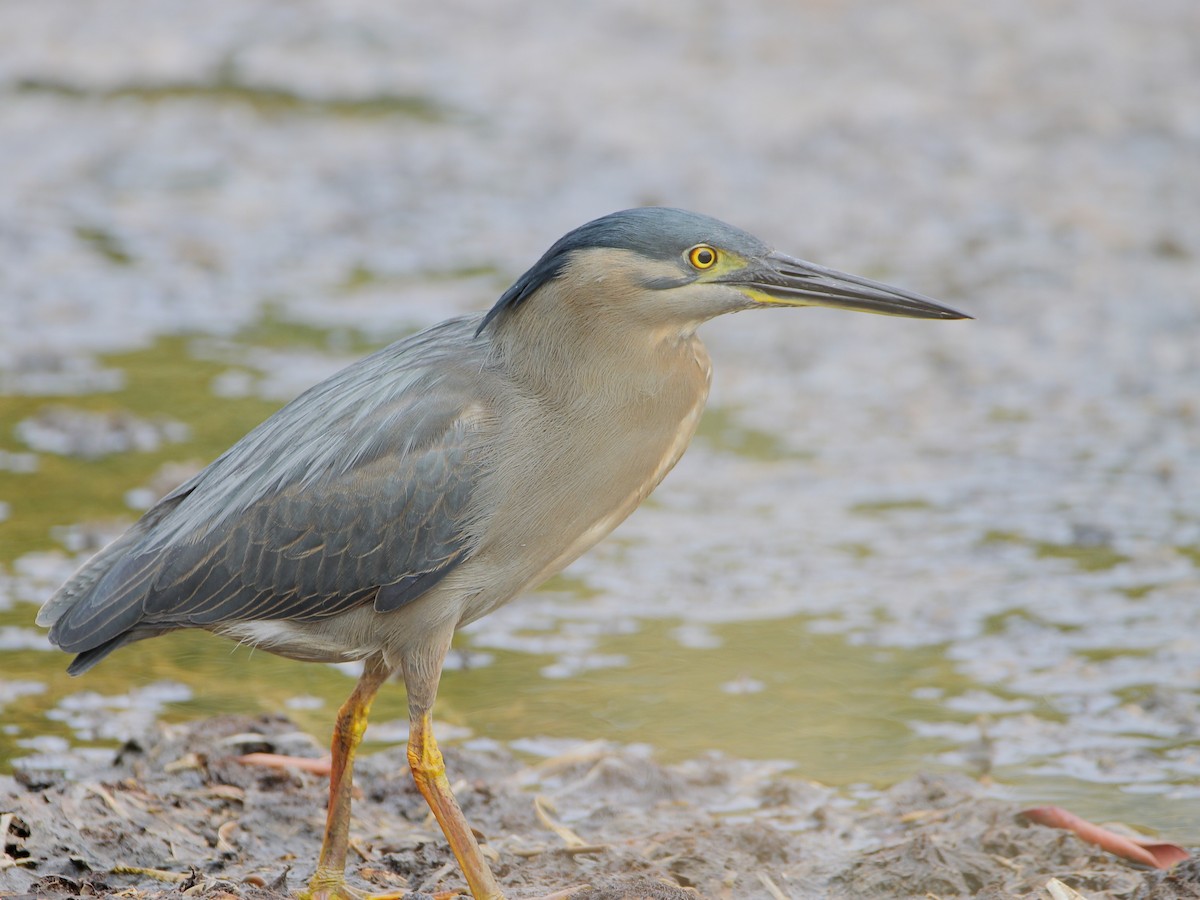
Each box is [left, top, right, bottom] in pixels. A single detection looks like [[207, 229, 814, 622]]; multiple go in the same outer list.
[[1, 0, 1198, 841]]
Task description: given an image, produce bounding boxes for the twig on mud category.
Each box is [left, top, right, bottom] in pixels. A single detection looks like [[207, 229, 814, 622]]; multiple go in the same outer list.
[[418, 861, 458, 894], [899, 808, 947, 824], [757, 872, 791, 900], [509, 844, 609, 859], [237, 752, 332, 774], [509, 845, 545, 858], [111, 863, 188, 883], [164, 752, 204, 773], [87, 783, 131, 819], [559, 844, 608, 856], [350, 836, 372, 861], [522, 742, 611, 776], [180, 784, 246, 803], [719, 869, 737, 900], [534, 795, 589, 848], [215, 819, 239, 854], [988, 853, 1020, 871], [1044, 879, 1089, 900]]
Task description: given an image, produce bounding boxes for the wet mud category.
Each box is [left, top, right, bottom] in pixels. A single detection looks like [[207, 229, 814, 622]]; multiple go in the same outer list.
[[2, 715, 1197, 899]]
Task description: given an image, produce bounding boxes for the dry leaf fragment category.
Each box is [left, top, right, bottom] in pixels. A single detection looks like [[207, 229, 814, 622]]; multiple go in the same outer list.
[[1021, 806, 1189, 870]]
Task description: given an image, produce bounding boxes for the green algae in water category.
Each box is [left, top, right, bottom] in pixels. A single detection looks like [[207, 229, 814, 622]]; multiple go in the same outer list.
[[74, 225, 135, 266], [1177, 545, 1200, 568], [0, 307, 400, 564], [0, 325, 386, 767], [231, 305, 386, 353], [16, 74, 443, 121], [977, 530, 1129, 572], [0, 630, 410, 770], [695, 405, 810, 461], [1034, 542, 1128, 572], [834, 541, 875, 559], [1117, 583, 1160, 600], [0, 605, 971, 791], [850, 498, 934, 515], [443, 617, 974, 787], [0, 337, 283, 564]]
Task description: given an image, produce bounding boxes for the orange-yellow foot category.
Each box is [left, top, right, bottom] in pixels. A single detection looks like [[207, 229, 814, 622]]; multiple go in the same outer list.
[[299, 865, 364, 900], [302, 864, 586, 900], [300, 868, 415, 900], [301, 878, 505, 900]]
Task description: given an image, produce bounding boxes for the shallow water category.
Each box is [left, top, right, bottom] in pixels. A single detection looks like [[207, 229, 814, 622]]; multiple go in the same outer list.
[[3, 324, 1199, 843], [2, 0, 1199, 850]]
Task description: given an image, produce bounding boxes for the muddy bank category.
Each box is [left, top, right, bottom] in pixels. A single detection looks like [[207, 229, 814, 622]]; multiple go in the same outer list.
[[1, 715, 1196, 899], [3, 0, 1200, 848]]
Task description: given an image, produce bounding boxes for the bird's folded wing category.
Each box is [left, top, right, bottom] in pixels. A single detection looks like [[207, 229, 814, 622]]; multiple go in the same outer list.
[[46, 322, 495, 654]]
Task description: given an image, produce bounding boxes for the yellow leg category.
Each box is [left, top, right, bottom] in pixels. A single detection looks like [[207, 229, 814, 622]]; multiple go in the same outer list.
[[302, 659, 391, 900], [408, 708, 505, 900]]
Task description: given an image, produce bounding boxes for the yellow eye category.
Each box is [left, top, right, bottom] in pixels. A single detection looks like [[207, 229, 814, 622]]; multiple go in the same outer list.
[[687, 245, 718, 270]]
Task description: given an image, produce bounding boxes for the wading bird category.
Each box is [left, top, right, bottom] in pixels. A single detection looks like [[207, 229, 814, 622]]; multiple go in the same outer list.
[[40, 208, 968, 898]]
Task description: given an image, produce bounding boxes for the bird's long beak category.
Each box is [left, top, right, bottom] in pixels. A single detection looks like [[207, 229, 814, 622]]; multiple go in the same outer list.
[[729, 251, 971, 320]]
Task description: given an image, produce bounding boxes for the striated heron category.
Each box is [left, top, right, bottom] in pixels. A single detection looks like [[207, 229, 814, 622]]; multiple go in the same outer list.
[[40, 208, 969, 898]]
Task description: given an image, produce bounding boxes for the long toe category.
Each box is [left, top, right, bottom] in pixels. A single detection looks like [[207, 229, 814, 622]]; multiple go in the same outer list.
[[300, 882, 362, 900]]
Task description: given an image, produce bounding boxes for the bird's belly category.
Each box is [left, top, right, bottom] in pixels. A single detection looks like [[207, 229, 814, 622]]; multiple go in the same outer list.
[[211, 415, 699, 664], [538, 408, 702, 578], [458, 385, 709, 628]]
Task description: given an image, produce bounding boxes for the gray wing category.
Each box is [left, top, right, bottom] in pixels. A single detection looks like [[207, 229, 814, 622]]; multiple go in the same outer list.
[[43, 318, 495, 672]]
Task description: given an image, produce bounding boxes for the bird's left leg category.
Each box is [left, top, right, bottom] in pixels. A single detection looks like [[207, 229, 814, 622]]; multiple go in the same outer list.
[[303, 656, 391, 900]]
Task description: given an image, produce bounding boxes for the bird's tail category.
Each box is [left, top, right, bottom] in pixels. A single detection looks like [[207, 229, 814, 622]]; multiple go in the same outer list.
[[38, 493, 187, 673]]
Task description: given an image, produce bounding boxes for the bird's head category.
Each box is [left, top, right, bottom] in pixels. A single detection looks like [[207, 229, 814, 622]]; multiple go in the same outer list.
[[478, 208, 969, 336]]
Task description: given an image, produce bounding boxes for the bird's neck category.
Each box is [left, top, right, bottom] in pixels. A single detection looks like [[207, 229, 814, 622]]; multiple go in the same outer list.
[[487, 288, 709, 412]]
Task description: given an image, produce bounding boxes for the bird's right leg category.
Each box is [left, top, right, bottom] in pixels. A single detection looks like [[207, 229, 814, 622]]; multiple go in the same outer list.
[[403, 646, 505, 900], [302, 656, 391, 900]]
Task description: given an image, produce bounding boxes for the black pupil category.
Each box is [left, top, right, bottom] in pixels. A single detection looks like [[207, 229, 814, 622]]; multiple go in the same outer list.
[[697, 249, 712, 265]]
